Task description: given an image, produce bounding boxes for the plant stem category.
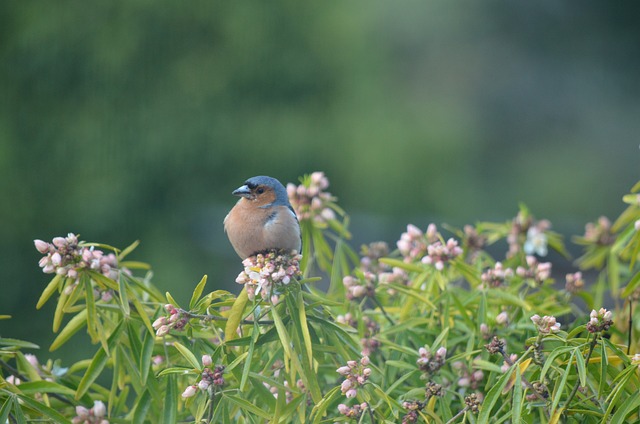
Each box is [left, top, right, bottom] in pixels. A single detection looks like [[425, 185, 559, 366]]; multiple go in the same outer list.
[[564, 334, 598, 411], [628, 300, 633, 355], [371, 295, 395, 326], [179, 309, 275, 325], [445, 406, 469, 424]]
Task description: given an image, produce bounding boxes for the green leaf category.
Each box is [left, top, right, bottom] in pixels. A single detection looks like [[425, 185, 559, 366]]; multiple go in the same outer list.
[[599, 340, 608, 399], [16, 381, 76, 396], [240, 324, 257, 391], [224, 288, 248, 341], [621, 271, 640, 298], [610, 390, 640, 423], [225, 351, 249, 373], [16, 394, 73, 424], [189, 275, 208, 310], [118, 239, 140, 260], [76, 320, 124, 399], [162, 375, 177, 424], [130, 294, 154, 336], [165, 291, 180, 309], [575, 346, 587, 387], [83, 276, 99, 345], [36, 274, 63, 309], [224, 394, 271, 420], [52, 289, 70, 333], [550, 350, 574, 416], [379, 257, 425, 273], [140, 327, 154, 386], [132, 389, 152, 424], [156, 366, 196, 377], [296, 288, 313, 366], [476, 361, 512, 422], [118, 274, 131, 317], [0, 397, 12, 424], [88, 270, 119, 291], [173, 341, 201, 369], [0, 338, 39, 349], [512, 364, 523, 422], [49, 309, 88, 351]]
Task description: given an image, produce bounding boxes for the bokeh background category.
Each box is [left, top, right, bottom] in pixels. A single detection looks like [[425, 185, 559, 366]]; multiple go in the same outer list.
[[1, 1, 638, 363]]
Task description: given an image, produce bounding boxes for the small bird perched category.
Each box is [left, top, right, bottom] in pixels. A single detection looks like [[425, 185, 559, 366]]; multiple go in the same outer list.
[[224, 176, 301, 260]]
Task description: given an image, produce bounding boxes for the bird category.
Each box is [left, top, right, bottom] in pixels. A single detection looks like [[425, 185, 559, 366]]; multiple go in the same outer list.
[[224, 176, 301, 260]]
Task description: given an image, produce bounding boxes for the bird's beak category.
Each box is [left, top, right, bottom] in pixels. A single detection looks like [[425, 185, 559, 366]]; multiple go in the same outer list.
[[232, 184, 252, 198]]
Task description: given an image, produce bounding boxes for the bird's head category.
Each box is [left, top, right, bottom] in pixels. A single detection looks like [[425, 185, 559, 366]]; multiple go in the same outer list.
[[232, 176, 290, 208]]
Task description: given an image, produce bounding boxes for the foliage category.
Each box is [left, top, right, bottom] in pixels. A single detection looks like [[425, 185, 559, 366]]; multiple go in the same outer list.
[[1, 174, 640, 423]]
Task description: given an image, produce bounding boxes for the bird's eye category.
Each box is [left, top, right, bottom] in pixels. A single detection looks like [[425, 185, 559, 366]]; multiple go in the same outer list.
[[256, 187, 265, 195]]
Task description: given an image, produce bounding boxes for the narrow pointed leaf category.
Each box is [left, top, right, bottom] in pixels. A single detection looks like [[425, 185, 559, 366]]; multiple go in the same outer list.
[[50, 310, 87, 351], [16, 394, 72, 424], [162, 375, 177, 424], [189, 275, 208, 310], [36, 274, 63, 309], [224, 288, 248, 341], [173, 341, 201, 369], [132, 389, 152, 424]]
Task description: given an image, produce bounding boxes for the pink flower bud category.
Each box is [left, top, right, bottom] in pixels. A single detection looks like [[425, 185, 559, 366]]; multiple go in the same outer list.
[[345, 388, 358, 398], [341, 379, 353, 392], [156, 325, 170, 337], [182, 385, 197, 398], [360, 356, 370, 366], [51, 252, 62, 266], [75, 406, 90, 418], [338, 404, 350, 414], [93, 401, 106, 418], [336, 366, 351, 375], [436, 347, 447, 358], [198, 379, 210, 391], [202, 355, 213, 367], [34, 240, 50, 254], [52, 237, 67, 248]]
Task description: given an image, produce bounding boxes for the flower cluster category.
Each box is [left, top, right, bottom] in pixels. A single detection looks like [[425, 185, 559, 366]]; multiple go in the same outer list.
[[516, 256, 552, 285], [152, 304, 189, 337], [421, 238, 463, 271], [337, 403, 368, 419], [35, 233, 123, 282], [507, 210, 551, 258], [235, 250, 302, 302], [354, 241, 409, 296], [343, 274, 376, 300], [425, 381, 444, 398], [481, 262, 514, 288], [453, 361, 484, 389], [338, 314, 381, 355], [587, 308, 613, 333], [286, 171, 336, 224], [397, 224, 438, 262], [262, 360, 305, 403], [484, 336, 505, 355], [417, 346, 447, 375], [463, 225, 487, 257], [464, 393, 481, 414], [583, 216, 614, 245], [530, 314, 561, 335], [401, 400, 425, 423], [72, 400, 108, 424], [565, 271, 585, 294], [182, 355, 225, 399], [336, 356, 371, 398]]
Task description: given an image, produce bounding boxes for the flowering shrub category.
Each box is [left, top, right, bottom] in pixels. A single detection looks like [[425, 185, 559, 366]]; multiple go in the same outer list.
[[1, 175, 640, 423]]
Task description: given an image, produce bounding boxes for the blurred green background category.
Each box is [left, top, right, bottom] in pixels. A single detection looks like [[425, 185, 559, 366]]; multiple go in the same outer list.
[[1, 1, 638, 362]]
